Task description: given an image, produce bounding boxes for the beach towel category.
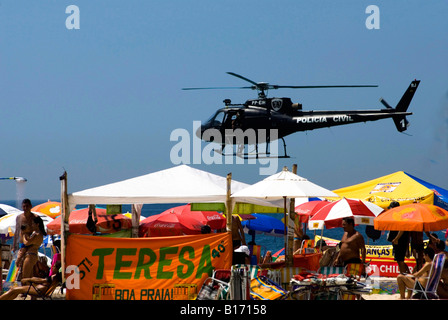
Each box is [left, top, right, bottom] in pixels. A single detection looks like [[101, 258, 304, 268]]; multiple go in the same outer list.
[[2, 258, 19, 292], [5, 258, 18, 283], [319, 266, 344, 276], [345, 263, 363, 279]]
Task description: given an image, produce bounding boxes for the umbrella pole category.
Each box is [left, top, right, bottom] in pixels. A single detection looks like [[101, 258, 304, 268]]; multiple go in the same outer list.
[[226, 173, 232, 235], [131, 204, 142, 238], [320, 227, 324, 251], [283, 196, 289, 265], [59, 171, 68, 284], [286, 164, 297, 267]]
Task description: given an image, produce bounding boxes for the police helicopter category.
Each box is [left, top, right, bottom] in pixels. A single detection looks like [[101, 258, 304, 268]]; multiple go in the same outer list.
[[183, 72, 420, 159]]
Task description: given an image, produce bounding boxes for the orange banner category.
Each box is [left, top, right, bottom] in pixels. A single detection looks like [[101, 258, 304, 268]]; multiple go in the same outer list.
[[65, 232, 232, 300]]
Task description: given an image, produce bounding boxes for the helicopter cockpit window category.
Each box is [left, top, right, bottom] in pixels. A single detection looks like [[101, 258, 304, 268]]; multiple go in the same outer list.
[[211, 111, 225, 127]]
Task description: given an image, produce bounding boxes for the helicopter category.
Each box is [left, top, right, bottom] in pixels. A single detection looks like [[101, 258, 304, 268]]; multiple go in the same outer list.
[[183, 72, 420, 159]]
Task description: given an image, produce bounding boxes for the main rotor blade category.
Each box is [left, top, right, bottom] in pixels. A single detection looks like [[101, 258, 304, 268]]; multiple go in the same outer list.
[[274, 85, 378, 89], [226, 72, 259, 86], [182, 86, 254, 90]]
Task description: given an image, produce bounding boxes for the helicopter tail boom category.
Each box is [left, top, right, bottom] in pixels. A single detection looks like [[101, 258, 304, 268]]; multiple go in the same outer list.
[[381, 79, 420, 132]]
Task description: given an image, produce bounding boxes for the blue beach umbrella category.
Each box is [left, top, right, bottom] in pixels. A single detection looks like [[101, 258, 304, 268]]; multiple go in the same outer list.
[[241, 213, 285, 237]]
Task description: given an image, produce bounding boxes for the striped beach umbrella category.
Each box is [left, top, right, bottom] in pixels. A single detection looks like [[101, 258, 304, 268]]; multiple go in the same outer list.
[[308, 198, 384, 230]]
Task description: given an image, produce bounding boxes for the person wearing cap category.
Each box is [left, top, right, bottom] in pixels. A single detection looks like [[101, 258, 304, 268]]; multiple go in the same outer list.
[[386, 201, 410, 274], [233, 245, 251, 265]]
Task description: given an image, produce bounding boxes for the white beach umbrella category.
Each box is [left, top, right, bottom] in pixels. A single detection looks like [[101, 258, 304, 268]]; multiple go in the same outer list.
[[0, 204, 21, 217], [232, 167, 338, 200], [0, 211, 53, 237], [232, 167, 338, 256]]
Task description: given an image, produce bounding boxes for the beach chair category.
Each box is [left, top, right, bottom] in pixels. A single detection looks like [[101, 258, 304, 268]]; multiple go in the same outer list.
[[213, 269, 231, 300], [196, 276, 230, 300], [229, 265, 251, 300], [22, 275, 61, 300], [407, 253, 446, 300], [22, 253, 63, 300], [250, 276, 288, 300], [297, 239, 316, 254], [318, 266, 344, 277]]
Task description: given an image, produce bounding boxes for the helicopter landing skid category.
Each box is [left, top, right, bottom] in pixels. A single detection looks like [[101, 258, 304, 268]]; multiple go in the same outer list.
[[215, 137, 290, 159]]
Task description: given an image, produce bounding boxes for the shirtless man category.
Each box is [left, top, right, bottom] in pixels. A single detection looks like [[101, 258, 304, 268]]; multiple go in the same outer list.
[[13, 199, 38, 253], [334, 217, 366, 267], [20, 217, 44, 279]]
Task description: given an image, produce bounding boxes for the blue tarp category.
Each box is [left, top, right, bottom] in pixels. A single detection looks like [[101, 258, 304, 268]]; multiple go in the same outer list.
[[241, 213, 285, 237], [405, 172, 448, 211]]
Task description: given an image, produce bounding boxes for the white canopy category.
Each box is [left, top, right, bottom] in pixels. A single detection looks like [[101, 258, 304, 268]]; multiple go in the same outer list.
[[231, 168, 338, 200], [68, 164, 277, 207]]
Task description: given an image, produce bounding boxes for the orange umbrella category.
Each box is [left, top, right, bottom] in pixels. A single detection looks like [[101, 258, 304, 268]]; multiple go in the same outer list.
[[374, 203, 448, 232], [46, 207, 132, 235], [32, 201, 61, 219]]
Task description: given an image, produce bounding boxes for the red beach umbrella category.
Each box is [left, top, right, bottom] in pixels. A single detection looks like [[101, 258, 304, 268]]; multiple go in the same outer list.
[[295, 200, 331, 223], [308, 198, 384, 230], [165, 204, 226, 230], [46, 207, 132, 235], [139, 210, 206, 237]]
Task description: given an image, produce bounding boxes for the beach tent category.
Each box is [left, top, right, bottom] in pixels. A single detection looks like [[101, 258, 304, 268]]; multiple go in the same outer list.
[[331, 171, 448, 210], [61, 165, 285, 299], [68, 164, 277, 208], [66, 164, 280, 236]]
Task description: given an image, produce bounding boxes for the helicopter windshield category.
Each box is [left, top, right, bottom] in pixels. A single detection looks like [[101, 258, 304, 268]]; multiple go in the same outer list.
[[206, 110, 225, 127]]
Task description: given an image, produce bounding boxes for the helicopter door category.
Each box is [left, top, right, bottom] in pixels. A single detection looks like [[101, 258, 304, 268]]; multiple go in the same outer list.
[[222, 110, 242, 130]]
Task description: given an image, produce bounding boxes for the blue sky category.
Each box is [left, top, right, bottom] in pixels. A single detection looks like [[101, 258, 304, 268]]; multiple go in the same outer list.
[[0, 1, 447, 201]]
